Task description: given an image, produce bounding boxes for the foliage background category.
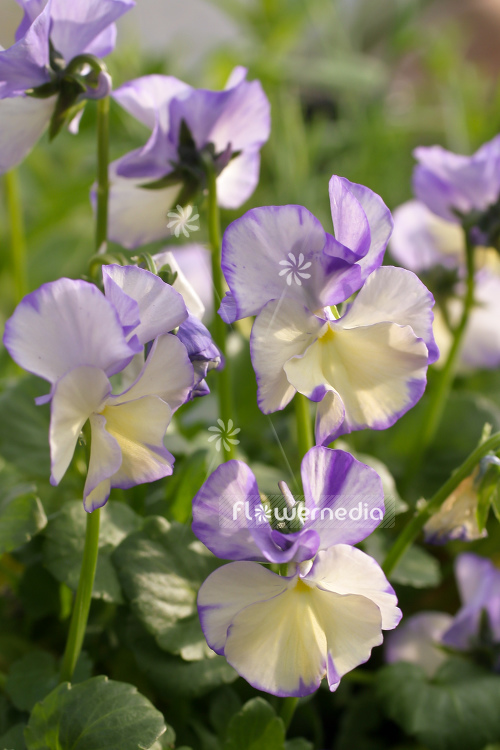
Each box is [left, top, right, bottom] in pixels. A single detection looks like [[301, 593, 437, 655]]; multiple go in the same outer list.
[[2, 0, 500, 748]]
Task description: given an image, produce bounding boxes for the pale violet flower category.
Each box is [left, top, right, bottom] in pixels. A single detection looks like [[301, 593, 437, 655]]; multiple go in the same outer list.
[[413, 136, 500, 228], [385, 612, 453, 678], [219, 176, 437, 445], [0, 0, 135, 172], [3, 265, 194, 511], [193, 447, 401, 697], [391, 199, 500, 371], [103, 67, 270, 249], [386, 554, 500, 673]]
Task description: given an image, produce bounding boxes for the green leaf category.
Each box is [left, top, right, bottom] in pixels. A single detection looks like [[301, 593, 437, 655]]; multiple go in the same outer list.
[[0, 723, 26, 750], [0, 486, 47, 554], [285, 741, 314, 750], [377, 658, 500, 750], [6, 650, 92, 712], [24, 676, 167, 750], [126, 618, 237, 699], [113, 516, 220, 659], [43, 501, 141, 604], [364, 533, 441, 588], [223, 698, 286, 750], [209, 689, 242, 740], [478, 465, 500, 527], [0, 377, 50, 478]]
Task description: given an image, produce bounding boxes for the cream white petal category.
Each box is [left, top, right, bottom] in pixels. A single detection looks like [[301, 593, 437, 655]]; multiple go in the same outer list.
[[83, 412, 122, 512], [223, 576, 329, 696], [339, 266, 438, 363], [251, 298, 324, 413], [306, 546, 401, 630], [111, 334, 193, 412], [198, 562, 288, 654], [285, 320, 428, 432], [100, 394, 174, 489], [49, 366, 111, 485], [152, 249, 206, 320]]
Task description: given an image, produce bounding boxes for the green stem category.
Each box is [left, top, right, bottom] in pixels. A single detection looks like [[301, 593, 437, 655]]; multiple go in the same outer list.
[[402, 234, 476, 492], [4, 170, 28, 303], [95, 96, 110, 253], [295, 393, 314, 461], [383, 431, 500, 577], [280, 696, 298, 731], [205, 160, 235, 462], [59, 508, 100, 683]]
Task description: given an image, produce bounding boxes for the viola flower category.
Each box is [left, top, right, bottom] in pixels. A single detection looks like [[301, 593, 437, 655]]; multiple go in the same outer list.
[[442, 553, 500, 653], [386, 554, 500, 673], [391, 200, 500, 370], [193, 446, 401, 697], [3, 265, 194, 512], [423, 469, 487, 545], [0, 0, 135, 173], [104, 67, 271, 248], [218, 176, 437, 444], [413, 136, 500, 234]]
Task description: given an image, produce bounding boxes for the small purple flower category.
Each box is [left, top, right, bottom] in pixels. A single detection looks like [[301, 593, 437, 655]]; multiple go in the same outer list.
[[104, 67, 271, 249], [193, 447, 401, 697], [3, 265, 193, 511], [0, 0, 135, 172], [385, 554, 500, 674], [413, 136, 500, 227], [443, 553, 500, 651]]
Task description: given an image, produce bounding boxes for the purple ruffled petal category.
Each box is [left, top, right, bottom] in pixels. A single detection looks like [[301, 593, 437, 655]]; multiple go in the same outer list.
[[301, 447, 385, 547], [0, 0, 52, 96]]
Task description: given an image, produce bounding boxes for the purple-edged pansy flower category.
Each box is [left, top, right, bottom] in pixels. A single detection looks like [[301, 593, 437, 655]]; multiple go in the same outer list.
[[3, 265, 194, 511], [391, 199, 500, 371], [218, 177, 437, 445], [413, 136, 500, 228], [0, 0, 135, 172], [193, 446, 401, 697], [103, 67, 271, 248]]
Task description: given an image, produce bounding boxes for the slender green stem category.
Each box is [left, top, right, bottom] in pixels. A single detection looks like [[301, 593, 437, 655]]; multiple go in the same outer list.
[[95, 96, 110, 253], [205, 160, 235, 462], [383, 431, 500, 577], [402, 234, 476, 492], [59, 508, 100, 683], [4, 170, 28, 303], [280, 696, 298, 731], [295, 393, 314, 461]]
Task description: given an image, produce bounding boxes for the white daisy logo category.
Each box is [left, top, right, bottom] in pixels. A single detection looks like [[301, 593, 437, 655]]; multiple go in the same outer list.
[[167, 204, 200, 237], [208, 419, 241, 453], [278, 252, 312, 286]]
